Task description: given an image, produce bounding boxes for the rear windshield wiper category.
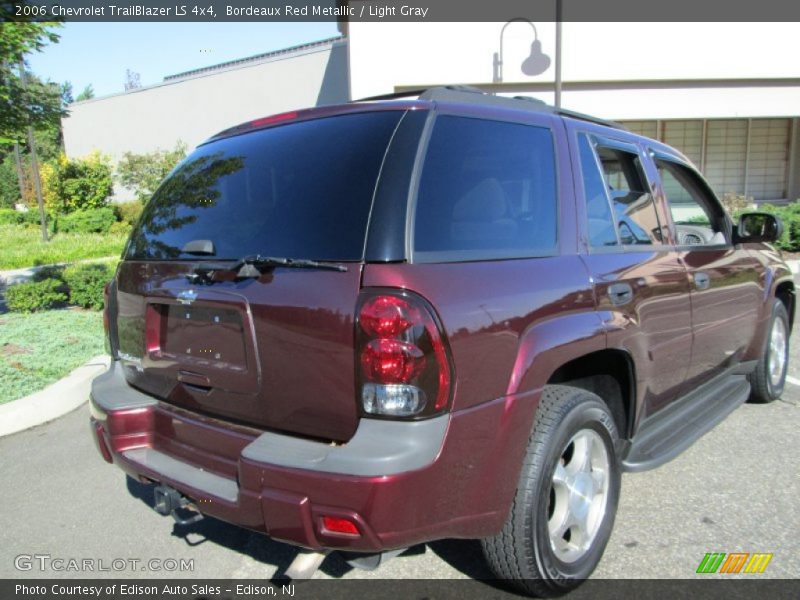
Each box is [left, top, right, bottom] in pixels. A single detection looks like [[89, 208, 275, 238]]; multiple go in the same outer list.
[[186, 254, 347, 284], [233, 255, 348, 276]]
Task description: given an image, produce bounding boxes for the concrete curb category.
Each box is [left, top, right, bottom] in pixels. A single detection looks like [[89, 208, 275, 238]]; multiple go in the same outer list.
[[0, 355, 110, 437]]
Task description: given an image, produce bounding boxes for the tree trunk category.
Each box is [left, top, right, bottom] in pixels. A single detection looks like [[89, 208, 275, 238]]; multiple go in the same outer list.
[[26, 127, 48, 242], [12, 143, 26, 205], [19, 60, 48, 242]]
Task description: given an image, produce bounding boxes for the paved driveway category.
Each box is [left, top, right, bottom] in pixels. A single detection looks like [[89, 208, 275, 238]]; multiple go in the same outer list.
[[1, 308, 798, 585]]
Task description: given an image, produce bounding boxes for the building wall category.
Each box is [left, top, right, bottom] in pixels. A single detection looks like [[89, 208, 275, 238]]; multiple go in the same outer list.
[[62, 39, 348, 198], [348, 22, 800, 116], [348, 22, 800, 201]]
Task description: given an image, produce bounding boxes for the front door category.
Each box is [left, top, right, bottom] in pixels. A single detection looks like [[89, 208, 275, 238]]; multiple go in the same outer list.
[[652, 157, 763, 386]]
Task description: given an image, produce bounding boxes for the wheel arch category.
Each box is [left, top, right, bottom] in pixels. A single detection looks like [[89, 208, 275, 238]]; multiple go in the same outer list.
[[775, 279, 795, 330], [546, 349, 637, 440]]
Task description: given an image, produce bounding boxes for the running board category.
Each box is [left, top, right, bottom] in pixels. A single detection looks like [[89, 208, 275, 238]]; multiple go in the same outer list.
[[622, 374, 750, 472]]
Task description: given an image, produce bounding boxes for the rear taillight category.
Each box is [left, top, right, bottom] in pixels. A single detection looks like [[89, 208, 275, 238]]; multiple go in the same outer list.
[[356, 290, 452, 418]]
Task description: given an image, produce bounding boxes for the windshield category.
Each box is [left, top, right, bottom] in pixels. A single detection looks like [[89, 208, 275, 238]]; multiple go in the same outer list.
[[126, 111, 404, 262]]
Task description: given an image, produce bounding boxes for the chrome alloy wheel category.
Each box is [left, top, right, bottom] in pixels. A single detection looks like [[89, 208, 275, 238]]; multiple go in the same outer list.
[[768, 317, 788, 388], [547, 429, 610, 563]]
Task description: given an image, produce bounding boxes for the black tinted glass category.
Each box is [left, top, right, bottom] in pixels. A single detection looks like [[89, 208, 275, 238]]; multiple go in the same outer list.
[[414, 116, 557, 260], [578, 135, 618, 247], [596, 146, 662, 246], [127, 111, 403, 261]]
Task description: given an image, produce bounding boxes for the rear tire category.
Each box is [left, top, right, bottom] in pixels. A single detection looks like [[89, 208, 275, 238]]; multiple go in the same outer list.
[[749, 299, 790, 404], [481, 385, 620, 597]]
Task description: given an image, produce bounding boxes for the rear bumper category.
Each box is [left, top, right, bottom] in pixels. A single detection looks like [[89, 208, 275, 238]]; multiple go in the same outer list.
[[90, 361, 539, 552]]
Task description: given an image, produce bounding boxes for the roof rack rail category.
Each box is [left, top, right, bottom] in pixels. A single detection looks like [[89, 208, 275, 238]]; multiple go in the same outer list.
[[355, 88, 428, 102], [353, 85, 626, 131]]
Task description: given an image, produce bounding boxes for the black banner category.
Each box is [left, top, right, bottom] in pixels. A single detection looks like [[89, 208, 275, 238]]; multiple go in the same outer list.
[[4, 0, 800, 22], [3, 579, 800, 600]]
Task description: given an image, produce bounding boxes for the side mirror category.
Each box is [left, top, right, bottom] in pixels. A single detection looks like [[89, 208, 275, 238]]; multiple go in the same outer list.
[[734, 212, 783, 244]]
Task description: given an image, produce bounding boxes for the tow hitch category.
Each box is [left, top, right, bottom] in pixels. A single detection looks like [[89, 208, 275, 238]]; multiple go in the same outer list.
[[153, 484, 204, 526]]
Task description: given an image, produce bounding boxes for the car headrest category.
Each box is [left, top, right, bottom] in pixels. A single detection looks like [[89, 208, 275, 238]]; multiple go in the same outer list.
[[452, 179, 507, 222]]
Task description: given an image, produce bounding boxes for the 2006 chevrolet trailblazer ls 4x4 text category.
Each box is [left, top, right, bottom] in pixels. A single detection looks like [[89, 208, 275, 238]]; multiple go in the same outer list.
[[90, 87, 793, 595]]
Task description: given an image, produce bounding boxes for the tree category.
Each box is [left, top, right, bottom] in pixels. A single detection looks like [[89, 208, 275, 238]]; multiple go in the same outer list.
[[0, 22, 63, 143], [0, 20, 63, 240], [61, 81, 73, 105], [75, 84, 94, 102], [117, 143, 187, 204]]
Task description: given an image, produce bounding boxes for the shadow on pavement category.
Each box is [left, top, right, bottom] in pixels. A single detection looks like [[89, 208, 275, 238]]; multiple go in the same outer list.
[[125, 476, 353, 578]]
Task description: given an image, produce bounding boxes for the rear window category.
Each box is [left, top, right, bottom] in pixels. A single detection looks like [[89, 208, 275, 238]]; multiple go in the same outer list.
[[413, 115, 557, 261], [126, 111, 403, 261]]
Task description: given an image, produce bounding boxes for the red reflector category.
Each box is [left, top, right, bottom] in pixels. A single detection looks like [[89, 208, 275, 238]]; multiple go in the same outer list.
[[93, 421, 113, 464], [360, 338, 425, 383], [249, 111, 298, 128], [321, 516, 360, 536]]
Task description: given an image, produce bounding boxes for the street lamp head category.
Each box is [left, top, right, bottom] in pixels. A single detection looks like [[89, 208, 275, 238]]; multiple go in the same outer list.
[[521, 39, 551, 76]]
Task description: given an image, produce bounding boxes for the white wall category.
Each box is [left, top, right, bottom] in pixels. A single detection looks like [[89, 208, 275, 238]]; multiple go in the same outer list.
[[349, 22, 800, 119], [63, 40, 348, 164]]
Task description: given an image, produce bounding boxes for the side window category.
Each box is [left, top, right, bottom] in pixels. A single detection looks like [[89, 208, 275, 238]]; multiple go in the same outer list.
[[596, 146, 663, 246], [413, 116, 557, 260], [578, 134, 618, 247], [656, 159, 728, 246]]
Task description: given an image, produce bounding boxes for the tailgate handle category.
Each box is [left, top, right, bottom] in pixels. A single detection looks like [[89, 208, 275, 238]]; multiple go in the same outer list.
[[178, 370, 211, 387]]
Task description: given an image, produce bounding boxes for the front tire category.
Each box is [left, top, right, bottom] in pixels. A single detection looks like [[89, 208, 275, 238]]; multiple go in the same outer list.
[[482, 385, 621, 597], [749, 299, 790, 404]]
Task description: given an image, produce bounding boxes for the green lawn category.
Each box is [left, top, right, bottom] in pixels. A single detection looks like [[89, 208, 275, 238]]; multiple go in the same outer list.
[[0, 309, 105, 404], [0, 224, 127, 269]]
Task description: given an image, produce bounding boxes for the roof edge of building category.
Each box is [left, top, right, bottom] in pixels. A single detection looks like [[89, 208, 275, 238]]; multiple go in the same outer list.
[[68, 35, 347, 108], [164, 35, 346, 82]]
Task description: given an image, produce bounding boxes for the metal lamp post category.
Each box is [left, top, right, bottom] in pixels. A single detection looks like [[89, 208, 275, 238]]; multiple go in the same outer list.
[[493, 18, 552, 83]]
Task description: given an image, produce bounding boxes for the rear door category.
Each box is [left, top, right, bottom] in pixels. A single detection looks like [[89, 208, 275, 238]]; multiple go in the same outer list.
[[115, 110, 407, 442], [649, 154, 763, 385], [571, 128, 693, 420]]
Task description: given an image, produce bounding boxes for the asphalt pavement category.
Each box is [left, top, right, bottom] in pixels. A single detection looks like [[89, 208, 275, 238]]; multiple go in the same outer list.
[[1, 306, 799, 585]]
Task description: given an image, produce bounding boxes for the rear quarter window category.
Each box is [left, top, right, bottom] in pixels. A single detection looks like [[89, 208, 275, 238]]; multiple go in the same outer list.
[[126, 111, 403, 262], [413, 116, 557, 262]]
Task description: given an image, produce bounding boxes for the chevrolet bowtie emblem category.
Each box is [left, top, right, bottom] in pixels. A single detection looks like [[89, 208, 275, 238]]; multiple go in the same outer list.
[[177, 289, 198, 305]]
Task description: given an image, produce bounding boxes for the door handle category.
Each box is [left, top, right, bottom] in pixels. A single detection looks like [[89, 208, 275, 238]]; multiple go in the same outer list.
[[694, 272, 711, 290], [607, 282, 634, 306]]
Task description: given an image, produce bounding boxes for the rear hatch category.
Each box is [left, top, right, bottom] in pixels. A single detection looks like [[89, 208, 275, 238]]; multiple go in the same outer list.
[[113, 109, 405, 442]]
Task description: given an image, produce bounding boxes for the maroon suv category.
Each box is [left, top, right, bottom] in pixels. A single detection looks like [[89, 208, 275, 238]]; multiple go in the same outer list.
[[90, 86, 793, 595]]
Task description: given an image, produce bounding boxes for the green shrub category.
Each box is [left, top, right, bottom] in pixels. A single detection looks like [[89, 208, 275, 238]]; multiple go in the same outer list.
[[58, 207, 116, 234], [5, 279, 67, 312], [0, 208, 25, 225], [721, 192, 752, 216], [31, 264, 65, 282], [0, 208, 44, 227], [108, 221, 131, 236], [113, 200, 144, 227], [754, 203, 800, 252], [42, 152, 114, 214], [63, 262, 114, 309]]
